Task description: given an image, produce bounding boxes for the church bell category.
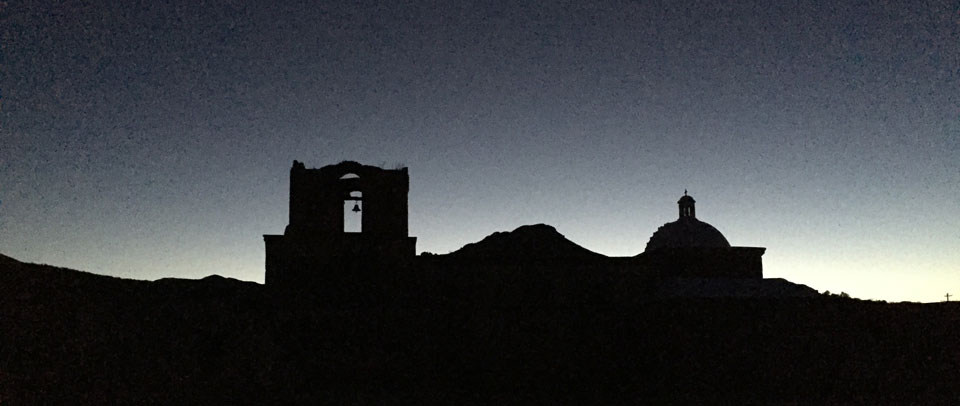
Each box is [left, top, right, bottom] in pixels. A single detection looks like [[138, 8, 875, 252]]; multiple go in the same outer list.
[[352, 202, 361, 212]]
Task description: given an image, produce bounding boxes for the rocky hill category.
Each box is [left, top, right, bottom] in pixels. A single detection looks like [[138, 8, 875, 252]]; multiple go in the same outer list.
[[448, 224, 604, 261]]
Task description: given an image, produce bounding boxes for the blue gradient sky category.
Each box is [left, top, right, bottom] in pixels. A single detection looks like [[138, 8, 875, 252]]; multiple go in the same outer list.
[[2, 0, 958, 302]]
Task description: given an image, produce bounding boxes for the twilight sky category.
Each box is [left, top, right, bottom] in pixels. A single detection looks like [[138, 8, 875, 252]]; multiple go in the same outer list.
[[2, 0, 958, 302]]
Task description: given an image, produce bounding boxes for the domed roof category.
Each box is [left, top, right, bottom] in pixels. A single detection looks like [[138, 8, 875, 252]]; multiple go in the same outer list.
[[644, 192, 731, 252], [644, 217, 731, 252]]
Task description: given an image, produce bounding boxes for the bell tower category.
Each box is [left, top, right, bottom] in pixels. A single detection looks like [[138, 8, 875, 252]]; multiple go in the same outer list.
[[264, 160, 417, 287]]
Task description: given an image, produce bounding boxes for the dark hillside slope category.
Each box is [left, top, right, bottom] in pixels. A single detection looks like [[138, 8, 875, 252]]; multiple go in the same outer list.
[[2, 254, 960, 404], [0, 255, 275, 404]]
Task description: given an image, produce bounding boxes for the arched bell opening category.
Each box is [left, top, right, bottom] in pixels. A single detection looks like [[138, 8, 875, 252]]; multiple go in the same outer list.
[[343, 190, 362, 233]]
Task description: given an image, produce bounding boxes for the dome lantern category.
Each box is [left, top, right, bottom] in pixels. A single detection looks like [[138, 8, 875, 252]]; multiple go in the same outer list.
[[678, 189, 696, 219]]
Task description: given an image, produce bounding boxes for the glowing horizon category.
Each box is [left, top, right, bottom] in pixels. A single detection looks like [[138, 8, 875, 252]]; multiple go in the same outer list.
[[2, 0, 957, 302]]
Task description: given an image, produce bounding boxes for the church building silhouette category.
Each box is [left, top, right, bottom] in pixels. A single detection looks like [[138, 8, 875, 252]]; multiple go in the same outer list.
[[264, 161, 764, 289]]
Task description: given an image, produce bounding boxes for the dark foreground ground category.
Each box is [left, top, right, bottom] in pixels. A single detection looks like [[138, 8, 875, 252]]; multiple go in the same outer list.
[[2, 253, 959, 405]]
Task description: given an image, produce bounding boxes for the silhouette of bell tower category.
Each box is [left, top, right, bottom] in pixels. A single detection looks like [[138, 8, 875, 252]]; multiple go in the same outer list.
[[264, 160, 417, 287], [678, 190, 696, 219]]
